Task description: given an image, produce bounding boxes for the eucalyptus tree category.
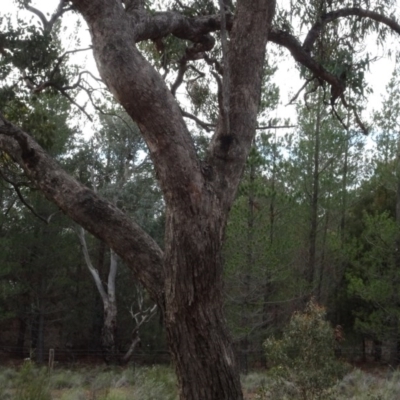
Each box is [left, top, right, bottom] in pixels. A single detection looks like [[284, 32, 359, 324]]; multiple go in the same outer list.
[[76, 110, 160, 364], [1, 0, 400, 398]]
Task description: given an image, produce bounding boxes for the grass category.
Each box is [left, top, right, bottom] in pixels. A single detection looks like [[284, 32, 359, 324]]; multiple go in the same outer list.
[[241, 367, 400, 400], [0, 363, 178, 400], [0, 363, 400, 399]]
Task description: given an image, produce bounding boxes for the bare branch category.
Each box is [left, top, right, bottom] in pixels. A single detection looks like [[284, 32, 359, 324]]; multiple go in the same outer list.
[[50, 48, 93, 81], [181, 109, 214, 132], [171, 59, 187, 97], [57, 88, 93, 121], [25, 5, 49, 31], [0, 169, 49, 224], [339, 95, 369, 135], [25, 0, 70, 33], [122, 301, 157, 363], [287, 78, 313, 105], [256, 124, 296, 130]]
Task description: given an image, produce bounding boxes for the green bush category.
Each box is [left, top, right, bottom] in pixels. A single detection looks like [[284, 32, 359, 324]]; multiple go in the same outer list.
[[14, 361, 51, 400], [264, 298, 348, 400], [132, 365, 177, 400], [59, 388, 87, 400], [49, 369, 86, 389]]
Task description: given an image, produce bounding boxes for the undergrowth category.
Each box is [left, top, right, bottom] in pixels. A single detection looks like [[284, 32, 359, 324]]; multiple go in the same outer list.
[[0, 360, 398, 399]]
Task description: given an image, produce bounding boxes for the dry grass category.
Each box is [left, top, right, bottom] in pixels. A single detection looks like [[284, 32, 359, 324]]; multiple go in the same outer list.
[[0, 363, 400, 399]]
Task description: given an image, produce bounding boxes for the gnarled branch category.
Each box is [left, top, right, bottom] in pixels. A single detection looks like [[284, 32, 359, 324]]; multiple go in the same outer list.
[[0, 113, 165, 304], [269, 28, 346, 100]]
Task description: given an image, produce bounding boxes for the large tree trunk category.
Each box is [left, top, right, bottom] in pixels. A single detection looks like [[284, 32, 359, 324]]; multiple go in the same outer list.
[[164, 207, 242, 399]]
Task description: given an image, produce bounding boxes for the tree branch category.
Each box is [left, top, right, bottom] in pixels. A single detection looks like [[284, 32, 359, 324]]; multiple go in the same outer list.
[[71, 0, 206, 210], [303, 7, 400, 54], [0, 169, 50, 223], [0, 114, 165, 304], [256, 124, 296, 130], [181, 109, 214, 132], [287, 78, 314, 105], [269, 28, 346, 98], [133, 11, 233, 45], [25, 0, 70, 33]]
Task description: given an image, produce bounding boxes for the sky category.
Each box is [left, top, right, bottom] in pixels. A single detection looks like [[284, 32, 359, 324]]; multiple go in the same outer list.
[[1, 0, 399, 133]]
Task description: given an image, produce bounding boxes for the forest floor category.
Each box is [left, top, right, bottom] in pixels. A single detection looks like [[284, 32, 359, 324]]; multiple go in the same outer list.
[[0, 361, 399, 399]]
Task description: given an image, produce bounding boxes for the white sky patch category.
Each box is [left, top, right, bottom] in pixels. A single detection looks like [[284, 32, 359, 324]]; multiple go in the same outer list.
[[1, 0, 399, 137]]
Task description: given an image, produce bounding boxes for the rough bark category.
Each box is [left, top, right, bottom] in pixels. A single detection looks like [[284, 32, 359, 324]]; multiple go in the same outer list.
[[102, 298, 118, 364], [68, 1, 274, 398]]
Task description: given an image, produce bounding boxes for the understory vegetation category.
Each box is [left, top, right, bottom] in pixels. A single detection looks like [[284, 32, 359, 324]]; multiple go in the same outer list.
[[0, 362, 399, 400], [0, 302, 397, 400]]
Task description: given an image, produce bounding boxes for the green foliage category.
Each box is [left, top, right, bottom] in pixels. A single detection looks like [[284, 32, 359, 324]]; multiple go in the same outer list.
[[223, 132, 304, 356], [334, 369, 400, 400], [49, 369, 86, 389], [264, 299, 348, 399], [346, 211, 400, 341], [14, 361, 51, 400], [131, 365, 177, 400]]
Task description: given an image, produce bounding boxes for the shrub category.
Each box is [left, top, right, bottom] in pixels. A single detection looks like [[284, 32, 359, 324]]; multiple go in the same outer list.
[[49, 369, 85, 389], [14, 361, 51, 400], [264, 298, 348, 400], [132, 365, 177, 400]]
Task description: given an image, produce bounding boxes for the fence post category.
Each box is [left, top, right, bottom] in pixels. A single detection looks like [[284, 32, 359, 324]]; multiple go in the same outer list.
[[48, 348, 55, 372]]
